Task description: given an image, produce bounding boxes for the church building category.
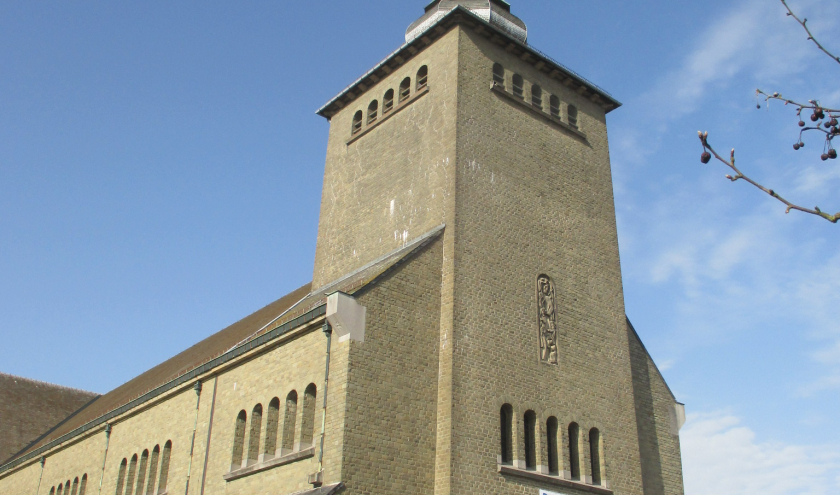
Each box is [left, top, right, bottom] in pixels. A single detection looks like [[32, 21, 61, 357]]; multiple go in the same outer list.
[[0, 2, 685, 494]]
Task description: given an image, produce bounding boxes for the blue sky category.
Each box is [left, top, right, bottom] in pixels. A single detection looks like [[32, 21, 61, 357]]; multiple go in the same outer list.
[[1, 1, 839, 493]]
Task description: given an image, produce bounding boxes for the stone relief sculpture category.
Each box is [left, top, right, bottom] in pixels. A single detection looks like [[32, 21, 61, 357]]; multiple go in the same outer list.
[[537, 275, 558, 365]]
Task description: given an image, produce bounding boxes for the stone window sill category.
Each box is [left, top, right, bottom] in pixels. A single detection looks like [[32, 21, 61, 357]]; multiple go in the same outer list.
[[346, 85, 430, 145], [491, 82, 587, 141], [224, 446, 315, 482], [498, 464, 612, 495]]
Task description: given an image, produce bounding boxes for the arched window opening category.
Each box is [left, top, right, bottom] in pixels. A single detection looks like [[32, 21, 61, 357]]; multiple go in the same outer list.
[[367, 100, 379, 125], [231, 410, 247, 470], [524, 410, 537, 470], [417, 66, 428, 91], [125, 455, 138, 495], [145, 446, 160, 495], [50, 487, 56, 495], [568, 105, 578, 128], [531, 85, 542, 108], [590, 428, 602, 485], [549, 95, 561, 118], [71, 477, 79, 495], [351, 110, 363, 135], [568, 423, 581, 481], [383, 89, 395, 114], [65, 481, 71, 495], [134, 449, 149, 495], [158, 441, 172, 493], [300, 384, 317, 448], [492, 63, 505, 87], [247, 404, 263, 464], [512, 74, 524, 99], [499, 404, 513, 465], [114, 458, 127, 495], [56, 484, 63, 495], [546, 417, 559, 475], [399, 78, 411, 102], [79, 474, 88, 495], [264, 397, 280, 457], [281, 390, 298, 454]]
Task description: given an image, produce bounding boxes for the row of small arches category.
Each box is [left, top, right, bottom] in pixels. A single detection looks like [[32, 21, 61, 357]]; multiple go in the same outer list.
[[352, 65, 429, 135], [48, 474, 87, 495], [231, 384, 318, 470], [113, 441, 172, 495], [493, 64, 578, 128], [500, 404, 605, 486]]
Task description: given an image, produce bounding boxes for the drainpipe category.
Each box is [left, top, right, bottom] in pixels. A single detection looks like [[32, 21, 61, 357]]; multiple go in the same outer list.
[[97, 424, 112, 495], [198, 377, 218, 495], [184, 381, 202, 495], [313, 322, 333, 486], [34, 456, 45, 495]]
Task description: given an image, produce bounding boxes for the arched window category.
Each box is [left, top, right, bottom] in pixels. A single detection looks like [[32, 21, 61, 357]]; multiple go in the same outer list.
[[247, 404, 263, 464], [125, 455, 138, 495], [281, 390, 298, 454], [399, 77, 411, 102], [158, 441, 172, 492], [264, 397, 280, 457], [50, 487, 56, 495], [568, 105, 578, 128], [492, 63, 505, 87], [65, 481, 72, 495], [546, 417, 559, 475], [590, 428, 602, 485], [71, 477, 79, 495], [383, 89, 395, 114], [568, 423, 581, 481], [145, 446, 160, 495], [416, 65, 428, 91], [512, 74, 524, 99], [531, 85, 542, 108], [499, 404, 513, 465], [524, 410, 537, 470], [231, 410, 247, 470], [300, 384, 317, 448], [114, 458, 127, 495], [351, 110, 363, 135], [367, 100, 379, 125], [56, 483, 63, 495], [134, 449, 149, 495], [549, 95, 560, 118], [79, 475, 87, 495]]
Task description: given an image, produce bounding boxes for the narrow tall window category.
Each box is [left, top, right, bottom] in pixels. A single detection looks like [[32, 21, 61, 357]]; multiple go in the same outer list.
[[531, 85, 542, 108], [79, 475, 88, 495], [66, 481, 72, 495], [134, 449, 149, 495], [547, 417, 559, 475], [145, 446, 159, 495], [383, 89, 395, 114], [71, 477, 79, 495], [524, 410, 537, 470], [56, 483, 63, 495], [399, 77, 411, 102], [512, 74, 524, 98], [125, 455, 138, 495], [300, 384, 318, 448], [493, 63, 505, 87], [158, 441, 172, 493], [550, 95, 560, 118], [590, 428, 602, 485], [568, 105, 578, 128], [231, 410, 247, 470], [500, 404, 513, 465], [264, 397, 280, 457], [367, 100, 379, 125], [416, 65, 428, 91], [352, 110, 363, 135], [50, 487, 56, 495], [281, 390, 298, 453], [114, 458, 127, 495], [568, 423, 581, 481], [247, 404, 263, 464]]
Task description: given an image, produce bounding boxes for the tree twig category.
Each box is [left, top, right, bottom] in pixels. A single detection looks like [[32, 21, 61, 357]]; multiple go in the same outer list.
[[698, 131, 840, 223], [780, 0, 840, 65]]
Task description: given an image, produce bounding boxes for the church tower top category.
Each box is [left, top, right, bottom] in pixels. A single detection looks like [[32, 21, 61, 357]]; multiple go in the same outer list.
[[406, 0, 527, 43]]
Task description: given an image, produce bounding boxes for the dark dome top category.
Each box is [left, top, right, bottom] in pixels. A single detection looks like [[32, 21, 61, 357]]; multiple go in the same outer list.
[[406, 0, 527, 44]]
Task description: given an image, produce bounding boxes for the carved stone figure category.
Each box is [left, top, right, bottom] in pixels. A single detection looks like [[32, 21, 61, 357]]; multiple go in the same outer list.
[[537, 275, 558, 365]]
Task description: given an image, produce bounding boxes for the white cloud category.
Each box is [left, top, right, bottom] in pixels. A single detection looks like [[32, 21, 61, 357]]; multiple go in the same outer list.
[[682, 412, 840, 495]]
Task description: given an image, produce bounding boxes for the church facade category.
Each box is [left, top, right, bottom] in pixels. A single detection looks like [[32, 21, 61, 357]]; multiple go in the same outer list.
[[0, 2, 685, 495]]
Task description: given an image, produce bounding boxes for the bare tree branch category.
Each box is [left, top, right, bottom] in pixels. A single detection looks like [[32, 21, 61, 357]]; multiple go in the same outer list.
[[698, 131, 840, 223], [780, 0, 840, 65]]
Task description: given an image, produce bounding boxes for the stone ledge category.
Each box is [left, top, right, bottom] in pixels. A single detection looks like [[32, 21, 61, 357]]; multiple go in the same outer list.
[[498, 465, 613, 495], [346, 85, 430, 145], [224, 446, 315, 482], [491, 82, 588, 141]]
